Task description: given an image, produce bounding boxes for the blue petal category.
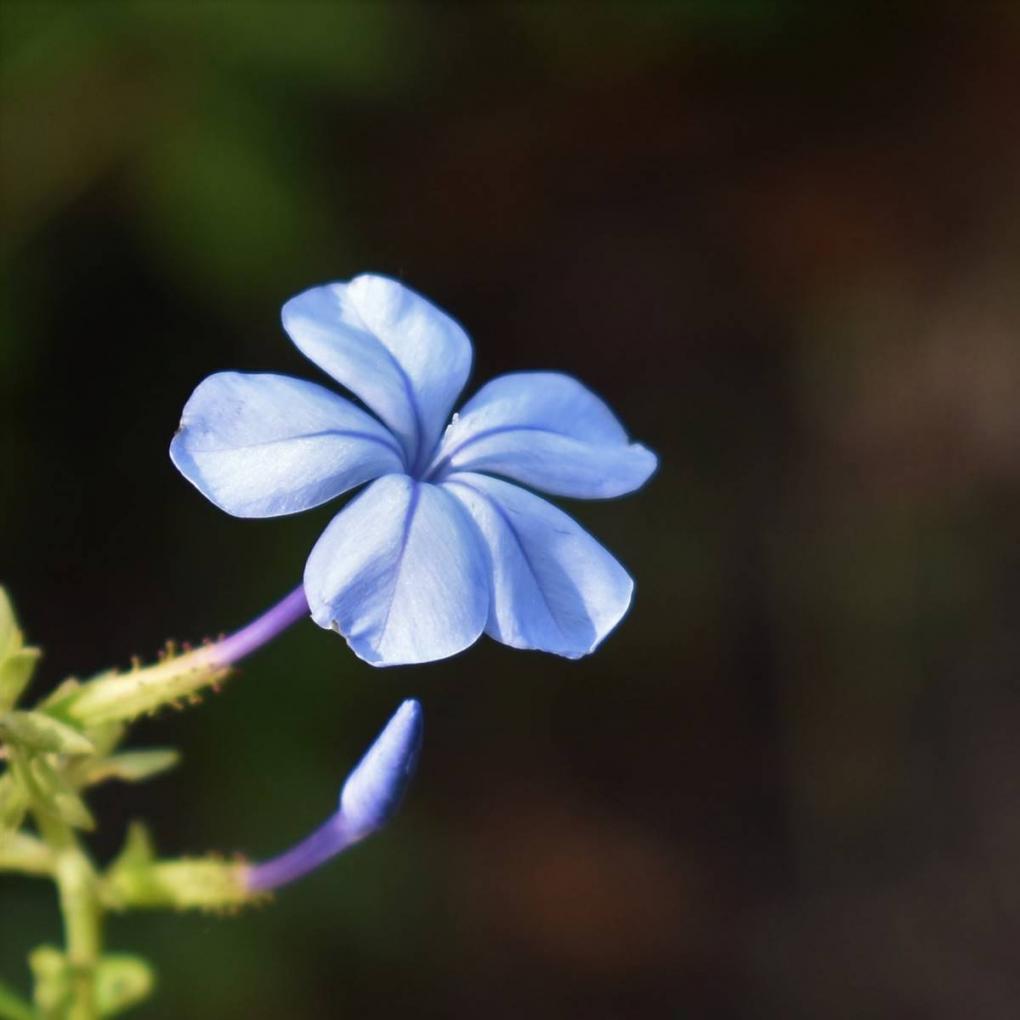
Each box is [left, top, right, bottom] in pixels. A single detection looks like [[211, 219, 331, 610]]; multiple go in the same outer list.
[[340, 699, 423, 838], [170, 372, 404, 518], [304, 474, 489, 666], [444, 472, 634, 658], [282, 275, 473, 474], [428, 372, 657, 499]]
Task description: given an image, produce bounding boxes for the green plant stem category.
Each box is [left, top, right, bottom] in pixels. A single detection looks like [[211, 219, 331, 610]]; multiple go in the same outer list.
[[36, 814, 102, 1020]]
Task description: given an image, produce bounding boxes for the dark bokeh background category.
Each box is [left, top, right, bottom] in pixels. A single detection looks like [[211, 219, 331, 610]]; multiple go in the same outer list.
[[3, 4, 1020, 1018]]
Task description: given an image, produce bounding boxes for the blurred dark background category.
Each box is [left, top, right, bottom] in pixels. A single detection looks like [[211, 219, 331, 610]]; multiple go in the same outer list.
[[3, 3, 1020, 1018]]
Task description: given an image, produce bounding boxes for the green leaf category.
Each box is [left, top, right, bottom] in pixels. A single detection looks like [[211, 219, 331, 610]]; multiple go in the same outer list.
[[0, 978, 36, 1020], [110, 821, 155, 871], [74, 749, 179, 788], [28, 946, 67, 1019], [0, 589, 40, 713], [0, 830, 54, 877], [0, 712, 94, 756], [25, 757, 95, 831], [0, 770, 29, 833], [78, 720, 126, 760], [37, 677, 80, 711], [0, 589, 17, 662], [0, 649, 41, 714], [95, 955, 154, 1017]]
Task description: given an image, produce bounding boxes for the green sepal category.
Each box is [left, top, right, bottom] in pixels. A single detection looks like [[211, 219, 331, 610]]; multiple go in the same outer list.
[[104, 824, 251, 912], [104, 857, 252, 912], [28, 946, 67, 1020], [71, 750, 180, 790], [95, 955, 155, 1017], [0, 830, 54, 877], [47, 652, 231, 727], [0, 979, 36, 1020], [0, 712, 95, 757]]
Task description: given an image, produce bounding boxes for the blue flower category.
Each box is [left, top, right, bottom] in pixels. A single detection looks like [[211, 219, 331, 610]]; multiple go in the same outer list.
[[246, 699, 423, 892], [171, 275, 656, 666]]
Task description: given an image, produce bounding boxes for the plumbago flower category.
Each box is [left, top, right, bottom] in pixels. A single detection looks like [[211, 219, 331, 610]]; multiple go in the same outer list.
[[171, 275, 656, 666]]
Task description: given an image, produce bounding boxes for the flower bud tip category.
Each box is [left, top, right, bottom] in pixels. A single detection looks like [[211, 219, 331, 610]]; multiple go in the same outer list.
[[339, 699, 423, 839]]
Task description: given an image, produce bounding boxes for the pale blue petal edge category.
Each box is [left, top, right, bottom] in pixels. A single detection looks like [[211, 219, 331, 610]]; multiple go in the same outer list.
[[170, 372, 404, 518], [282, 275, 473, 474], [429, 372, 657, 499], [444, 472, 634, 658], [303, 474, 489, 666]]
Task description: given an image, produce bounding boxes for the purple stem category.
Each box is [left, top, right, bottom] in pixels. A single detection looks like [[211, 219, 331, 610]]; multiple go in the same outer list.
[[246, 814, 354, 892], [207, 585, 309, 667]]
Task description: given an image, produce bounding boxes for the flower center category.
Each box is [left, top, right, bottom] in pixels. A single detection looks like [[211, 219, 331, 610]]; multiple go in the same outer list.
[[419, 414, 460, 482]]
